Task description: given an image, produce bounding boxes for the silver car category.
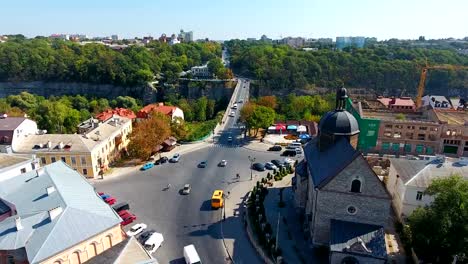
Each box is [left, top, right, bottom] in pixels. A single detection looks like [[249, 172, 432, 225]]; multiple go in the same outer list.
[[182, 184, 191, 195]]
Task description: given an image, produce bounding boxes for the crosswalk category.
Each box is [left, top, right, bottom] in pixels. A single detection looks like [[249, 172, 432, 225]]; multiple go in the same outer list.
[[210, 143, 243, 149]]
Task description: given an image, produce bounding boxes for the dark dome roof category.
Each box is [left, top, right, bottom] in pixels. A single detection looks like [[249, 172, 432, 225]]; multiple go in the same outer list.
[[319, 110, 359, 136]]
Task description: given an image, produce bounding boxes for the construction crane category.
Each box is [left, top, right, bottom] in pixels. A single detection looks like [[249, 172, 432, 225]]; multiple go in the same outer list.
[[416, 64, 468, 108]]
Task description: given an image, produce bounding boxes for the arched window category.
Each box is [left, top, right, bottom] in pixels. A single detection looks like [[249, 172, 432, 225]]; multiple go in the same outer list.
[[351, 179, 361, 193], [87, 243, 98, 258], [70, 251, 81, 264], [342, 256, 359, 264], [103, 235, 112, 250]]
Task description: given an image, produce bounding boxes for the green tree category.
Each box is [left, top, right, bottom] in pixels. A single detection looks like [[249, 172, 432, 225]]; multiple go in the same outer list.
[[408, 175, 468, 263], [246, 105, 275, 136], [194, 96, 208, 121], [206, 99, 215, 119]]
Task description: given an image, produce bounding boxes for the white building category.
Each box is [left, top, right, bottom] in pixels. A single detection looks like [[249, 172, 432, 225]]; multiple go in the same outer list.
[[178, 29, 193, 42], [191, 65, 211, 78], [421, 95, 453, 109], [49, 34, 70, 40], [169, 34, 180, 45], [0, 153, 40, 182], [111, 34, 119, 41], [386, 156, 468, 220], [0, 116, 39, 153]]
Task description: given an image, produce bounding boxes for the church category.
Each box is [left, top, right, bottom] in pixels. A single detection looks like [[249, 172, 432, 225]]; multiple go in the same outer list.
[[293, 88, 391, 264]]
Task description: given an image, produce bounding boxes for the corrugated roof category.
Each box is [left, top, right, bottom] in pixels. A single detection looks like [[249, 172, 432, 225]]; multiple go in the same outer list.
[[389, 158, 429, 184], [0, 161, 121, 263], [0, 153, 33, 171], [303, 137, 360, 188], [14, 134, 95, 153], [330, 219, 387, 259]]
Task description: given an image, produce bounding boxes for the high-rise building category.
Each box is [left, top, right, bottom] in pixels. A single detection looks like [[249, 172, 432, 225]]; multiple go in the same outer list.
[[178, 29, 193, 42], [336, 36, 366, 49], [111, 34, 119, 41]]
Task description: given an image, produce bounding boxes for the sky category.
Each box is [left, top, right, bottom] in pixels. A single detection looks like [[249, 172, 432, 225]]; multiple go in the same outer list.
[[1, 0, 467, 40]]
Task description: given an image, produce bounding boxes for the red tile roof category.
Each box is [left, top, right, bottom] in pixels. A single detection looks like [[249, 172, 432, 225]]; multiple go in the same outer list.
[[96, 108, 136, 121], [137, 103, 177, 119]]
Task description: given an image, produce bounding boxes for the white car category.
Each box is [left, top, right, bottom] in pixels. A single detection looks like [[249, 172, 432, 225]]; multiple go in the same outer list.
[[182, 184, 191, 195], [229, 111, 235, 117], [170, 153, 181, 163], [283, 158, 294, 165], [126, 223, 147, 236], [232, 103, 238, 109], [144, 232, 164, 254]]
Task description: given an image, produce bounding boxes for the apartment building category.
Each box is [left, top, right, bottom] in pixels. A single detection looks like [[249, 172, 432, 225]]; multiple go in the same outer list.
[[428, 109, 468, 157], [0, 153, 40, 182], [0, 161, 125, 264], [0, 116, 39, 153], [14, 115, 132, 178]]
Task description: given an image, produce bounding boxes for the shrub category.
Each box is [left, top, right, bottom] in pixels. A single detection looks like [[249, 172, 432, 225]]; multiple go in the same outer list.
[[274, 175, 281, 181], [256, 181, 260, 188], [273, 169, 277, 174]]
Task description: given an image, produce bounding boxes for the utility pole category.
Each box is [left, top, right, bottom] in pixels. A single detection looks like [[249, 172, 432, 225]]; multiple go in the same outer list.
[[248, 155, 255, 180], [276, 211, 280, 252]]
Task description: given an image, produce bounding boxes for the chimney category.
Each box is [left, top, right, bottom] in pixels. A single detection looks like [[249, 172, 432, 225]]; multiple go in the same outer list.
[[46, 186, 56, 195], [36, 167, 45, 177], [48, 207, 63, 221], [15, 217, 23, 231], [58, 142, 64, 149], [47, 141, 52, 149]]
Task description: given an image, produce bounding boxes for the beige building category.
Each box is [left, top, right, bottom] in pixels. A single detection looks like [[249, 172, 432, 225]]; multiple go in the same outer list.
[[14, 115, 132, 178], [0, 162, 126, 264]]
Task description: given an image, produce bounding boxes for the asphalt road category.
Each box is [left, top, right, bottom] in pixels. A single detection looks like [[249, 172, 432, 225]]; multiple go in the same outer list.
[[94, 79, 283, 263]]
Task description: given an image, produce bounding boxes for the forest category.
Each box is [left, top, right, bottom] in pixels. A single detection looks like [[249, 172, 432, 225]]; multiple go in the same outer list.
[[225, 40, 468, 95], [0, 38, 223, 85]]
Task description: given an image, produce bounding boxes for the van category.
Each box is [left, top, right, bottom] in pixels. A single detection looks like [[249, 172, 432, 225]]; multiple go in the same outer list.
[[144, 232, 164, 254], [211, 190, 224, 209], [183, 244, 202, 264]]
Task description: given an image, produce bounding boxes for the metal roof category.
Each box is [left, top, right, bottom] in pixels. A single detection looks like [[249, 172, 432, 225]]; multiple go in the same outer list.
[[0, 117, 26, 132], [330, 219, 387, 259], [319, 110, 360, 136], [0, 161, 121, 263], [390, 158, 468, 188], [303, 137, 360, 188]]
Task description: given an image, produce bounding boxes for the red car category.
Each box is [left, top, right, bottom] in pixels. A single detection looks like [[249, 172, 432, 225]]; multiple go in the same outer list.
[[121, 213, 136, 226], [118, 210, 131, 217], [105, 197, 116, 205]]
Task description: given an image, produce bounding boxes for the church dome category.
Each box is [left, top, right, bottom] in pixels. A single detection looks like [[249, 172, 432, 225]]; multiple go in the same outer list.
[[319, 110, 359, 136], [318, 87, 360, 136]]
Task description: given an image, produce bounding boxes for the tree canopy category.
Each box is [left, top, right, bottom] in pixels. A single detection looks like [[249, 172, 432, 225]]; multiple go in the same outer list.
[[225, 40, 468, 94], [0, 39, 222, 85], [408, 175, 468, 263]]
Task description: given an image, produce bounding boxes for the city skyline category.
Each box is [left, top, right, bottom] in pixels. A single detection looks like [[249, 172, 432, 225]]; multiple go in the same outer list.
[[1, 0, 467, 40]]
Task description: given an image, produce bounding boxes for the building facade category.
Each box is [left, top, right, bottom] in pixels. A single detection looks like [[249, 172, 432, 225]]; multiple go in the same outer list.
[[385, 157, 468, 220], [0, 116, 38, 154], [294, 88, 391, 263], [137, 103, 184, 121], [0, 154, 40, 182], [14, 115, 132, 178], [336, 37, 366, 50], [0, 162, 125, 264]]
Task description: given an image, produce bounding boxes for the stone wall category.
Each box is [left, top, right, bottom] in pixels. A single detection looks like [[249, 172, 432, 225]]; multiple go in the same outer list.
[[0, 81, 156, 103], [175, 80, 236, 101]]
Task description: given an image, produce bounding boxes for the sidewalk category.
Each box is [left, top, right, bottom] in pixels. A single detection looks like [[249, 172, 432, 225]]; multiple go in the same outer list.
[[221, 176, 264, 264], [241, 140, 273, 153], [262, 175, 320, 264]]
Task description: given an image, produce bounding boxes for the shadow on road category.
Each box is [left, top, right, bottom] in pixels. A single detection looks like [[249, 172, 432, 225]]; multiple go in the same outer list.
[[199, 199, 214, 211], [168, 257, 185, 264]]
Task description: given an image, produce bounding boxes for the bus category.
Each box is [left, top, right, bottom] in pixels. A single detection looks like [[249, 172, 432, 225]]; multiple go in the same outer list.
[[211, 190, 224, 209]]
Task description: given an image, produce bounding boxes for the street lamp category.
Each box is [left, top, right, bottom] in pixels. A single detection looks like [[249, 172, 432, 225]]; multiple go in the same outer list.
[[248, 155, 256, 180]]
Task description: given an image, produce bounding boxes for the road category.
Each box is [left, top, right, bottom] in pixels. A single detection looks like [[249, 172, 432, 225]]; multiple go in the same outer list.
[[94, 79, 280, 263]]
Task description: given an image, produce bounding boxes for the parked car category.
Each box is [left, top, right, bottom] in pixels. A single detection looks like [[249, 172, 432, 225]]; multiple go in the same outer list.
[[118, 210, 131, 218], [139, 229, 156, 242], [121, 214, 137, 226], [283, 157, 295, 165], [268, 145, 282, 151], [126, 223, 147, 236], [100, 193, 110, 200], [182, 184, 191, 195], [112, 202, 130, 213], [265, 162, 278, 170], [232, 103, 238, 109], [282, 150, 296, 157], [227, 136, 233, 142], [229, 111, 235, 117], [295, 148, 303, 155], [252, 163, 265, 171], [144, 232, 164, 254], [141, 162, 154, 171], [154, 156, 168, 165], [271, 160, 285, 168], [184, 244, 202, 264], [198, 161, 207, 168], [104, 197, 116, 205], [238, 100, 244, 104], [170, 153, 181, 163], [218, 160, 227, 167]]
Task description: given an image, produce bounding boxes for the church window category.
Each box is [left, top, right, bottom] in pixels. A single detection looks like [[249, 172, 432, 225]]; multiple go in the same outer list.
[[350, 179, 361, 193], [347, 206, 357, 215], [416, 191, 423, 201]]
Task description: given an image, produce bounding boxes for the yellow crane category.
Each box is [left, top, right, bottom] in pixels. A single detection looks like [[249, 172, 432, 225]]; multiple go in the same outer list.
[[416, 64, 468, 108]]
